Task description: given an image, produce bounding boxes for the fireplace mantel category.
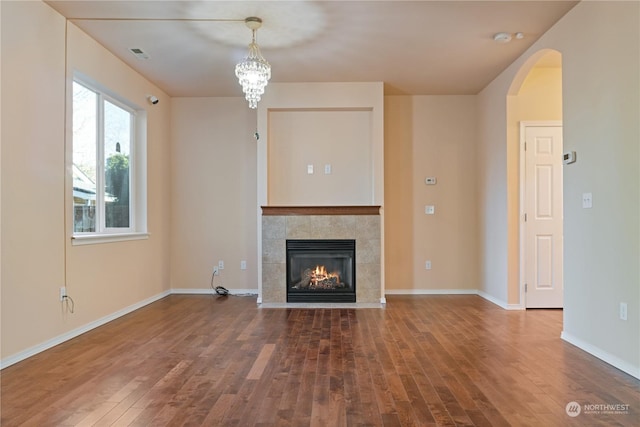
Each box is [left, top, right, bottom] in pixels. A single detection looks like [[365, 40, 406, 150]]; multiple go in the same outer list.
[[262, 206, 380, 216]]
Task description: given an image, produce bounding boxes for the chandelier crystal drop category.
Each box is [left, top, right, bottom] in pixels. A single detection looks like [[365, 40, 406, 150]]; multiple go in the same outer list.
[[235, 17, 271, 109]]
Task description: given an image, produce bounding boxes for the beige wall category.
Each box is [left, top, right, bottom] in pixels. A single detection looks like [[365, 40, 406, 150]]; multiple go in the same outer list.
[[558, 1, 638, 377], [385, 96, 478, 292], [477, 1, 639, 375], [1, 1, 171, 361], [516, 66, 562, 120], [170, 98, 257, 291], [258, 83, 385, 208], [384, 97, 414, 289], [1, 0, 67, 359], [268, 110, 373, 206], [65, 22, 172, 320], [476, 84, 510, 304], [172, 91, 480, 297]]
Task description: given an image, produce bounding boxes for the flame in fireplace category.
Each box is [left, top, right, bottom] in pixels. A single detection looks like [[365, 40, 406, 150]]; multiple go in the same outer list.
[[292, 264, 346, 290], [311, 265, 340, 286]]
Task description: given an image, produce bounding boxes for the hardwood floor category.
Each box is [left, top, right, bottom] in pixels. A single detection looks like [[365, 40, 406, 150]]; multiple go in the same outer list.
[[1, 295, 639, 426]]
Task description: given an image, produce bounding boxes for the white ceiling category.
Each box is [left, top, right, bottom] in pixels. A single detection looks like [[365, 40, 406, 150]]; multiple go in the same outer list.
[[45, 1, 576, 98]]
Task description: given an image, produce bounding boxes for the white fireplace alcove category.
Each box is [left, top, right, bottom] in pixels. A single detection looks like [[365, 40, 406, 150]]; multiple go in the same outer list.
[[256, 83, 385, 306]]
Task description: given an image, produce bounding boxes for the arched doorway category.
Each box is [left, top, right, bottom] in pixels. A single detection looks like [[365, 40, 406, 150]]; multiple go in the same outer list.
[[506, 49, 564, 308]]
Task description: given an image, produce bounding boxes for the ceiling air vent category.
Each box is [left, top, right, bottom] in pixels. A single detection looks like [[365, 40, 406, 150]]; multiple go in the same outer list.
[[129, 48, 149, 60]]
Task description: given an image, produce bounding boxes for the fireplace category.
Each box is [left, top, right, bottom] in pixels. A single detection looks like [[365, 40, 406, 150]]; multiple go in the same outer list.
[[286, 239, 356, 303]]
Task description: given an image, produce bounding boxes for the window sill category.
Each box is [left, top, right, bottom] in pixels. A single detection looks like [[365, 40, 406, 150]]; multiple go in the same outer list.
[[72, 232, 150, 246]]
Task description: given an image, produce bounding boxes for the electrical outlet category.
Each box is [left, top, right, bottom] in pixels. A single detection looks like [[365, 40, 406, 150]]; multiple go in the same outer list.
[[59, 287, 67, 301], [218, 260, 224, 270], [213, 266, 219, 276], [425, 177, 437, 185], [425, 260, 432, 270], [620, 302, 628, 321]]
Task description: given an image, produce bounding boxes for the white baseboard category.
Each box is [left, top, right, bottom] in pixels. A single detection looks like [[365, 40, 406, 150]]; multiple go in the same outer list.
[[242, 290, 513, 306], [385, 289, 478, 295], [0, 288, 261, 370], [0, 287, 527, 370], [171, 288, 258, 296], [0, 290, 171, 370], [384, 289, 525, 310], [476, 290, 525, 310], [561, 331, 640, 380]]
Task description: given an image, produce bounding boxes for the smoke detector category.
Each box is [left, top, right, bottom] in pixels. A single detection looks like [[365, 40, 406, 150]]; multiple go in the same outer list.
[[493, 32, 524, 44], [493, 32, 512, 43]]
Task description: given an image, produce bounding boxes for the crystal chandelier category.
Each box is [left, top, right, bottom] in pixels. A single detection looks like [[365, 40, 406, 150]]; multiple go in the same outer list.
[[235, 17, 271, 109]]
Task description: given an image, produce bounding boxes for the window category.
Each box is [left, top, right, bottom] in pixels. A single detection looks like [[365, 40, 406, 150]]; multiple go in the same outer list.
[[72, 77, 147, 243]]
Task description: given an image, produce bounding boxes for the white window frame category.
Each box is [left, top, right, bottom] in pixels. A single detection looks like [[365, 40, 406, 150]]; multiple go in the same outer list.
[[71, 73, 148, 245]]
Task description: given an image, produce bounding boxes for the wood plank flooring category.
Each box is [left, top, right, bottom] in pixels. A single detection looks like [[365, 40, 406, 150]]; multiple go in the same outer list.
[[1, 295, 639, 426]]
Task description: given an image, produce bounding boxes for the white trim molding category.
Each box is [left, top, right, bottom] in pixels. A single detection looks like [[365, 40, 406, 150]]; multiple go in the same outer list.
[[172, 288, 258, 296], [71, 232, 150, 246], [0, 288, 261, 370], [385, 289, 525, 310], [386, 289, 477, 295], [561, 331, 640, 380], [477, 290, 525, 310]]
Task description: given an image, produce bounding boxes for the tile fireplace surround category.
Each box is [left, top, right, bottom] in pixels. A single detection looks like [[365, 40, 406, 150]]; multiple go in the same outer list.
[[261, 206, 382, 307]]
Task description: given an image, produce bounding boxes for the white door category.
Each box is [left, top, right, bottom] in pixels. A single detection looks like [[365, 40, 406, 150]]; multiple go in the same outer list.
[[523, 124, 563, 308]]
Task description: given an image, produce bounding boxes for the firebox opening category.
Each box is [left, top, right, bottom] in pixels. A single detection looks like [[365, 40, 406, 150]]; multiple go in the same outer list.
[[286, 239, 356, 303]]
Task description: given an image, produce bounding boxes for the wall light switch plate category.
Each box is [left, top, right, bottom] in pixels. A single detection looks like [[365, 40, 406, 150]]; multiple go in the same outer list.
[[425, 260, 432, 270], [240, 260, 247, 270], [620, 302, 628, 321], [582, 193, 593, 209], [324, 164, 332, 174], [307, 164, 314, 174], [425, 205, 435, 215], [563, 151, 576, 165]]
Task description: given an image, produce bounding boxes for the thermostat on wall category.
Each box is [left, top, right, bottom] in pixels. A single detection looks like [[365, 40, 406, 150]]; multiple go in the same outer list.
[[425, 177, 437, 185], [563, 151, 576, 165]]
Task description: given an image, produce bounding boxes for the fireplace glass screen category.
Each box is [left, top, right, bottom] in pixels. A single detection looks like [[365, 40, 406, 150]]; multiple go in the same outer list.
[[286, 239, 356, 303]]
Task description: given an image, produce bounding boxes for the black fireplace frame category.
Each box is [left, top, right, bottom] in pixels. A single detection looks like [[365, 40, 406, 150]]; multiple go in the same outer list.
[[286, 239, 356, 303]]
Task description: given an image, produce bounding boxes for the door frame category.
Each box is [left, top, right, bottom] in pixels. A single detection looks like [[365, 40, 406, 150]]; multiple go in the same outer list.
[[519, 121, 563, 308]]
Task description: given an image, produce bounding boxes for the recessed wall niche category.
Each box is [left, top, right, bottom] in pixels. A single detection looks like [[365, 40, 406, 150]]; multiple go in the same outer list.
[[268, 109, 373, 206]]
